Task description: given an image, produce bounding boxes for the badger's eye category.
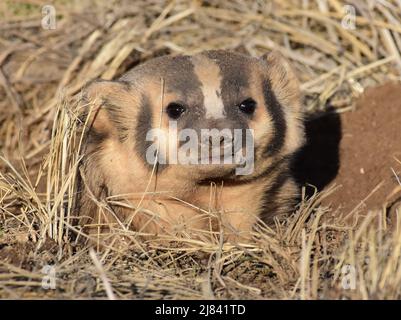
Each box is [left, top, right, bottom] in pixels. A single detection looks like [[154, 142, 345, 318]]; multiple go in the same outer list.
[[238, 98, 256, 115], [166, 102, 186, 119]]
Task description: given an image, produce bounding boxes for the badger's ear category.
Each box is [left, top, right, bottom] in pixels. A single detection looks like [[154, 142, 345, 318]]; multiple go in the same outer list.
[[80, 79, 135, 142], [261, 50, 301, 110]]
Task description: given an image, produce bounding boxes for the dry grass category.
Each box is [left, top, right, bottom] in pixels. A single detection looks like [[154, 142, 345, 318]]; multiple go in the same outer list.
[[1, 0, 401, 299]]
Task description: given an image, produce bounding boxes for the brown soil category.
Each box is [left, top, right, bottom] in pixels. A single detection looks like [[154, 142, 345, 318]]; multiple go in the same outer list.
[[329, 83, 401, 214], [296, 83, 401, 216]]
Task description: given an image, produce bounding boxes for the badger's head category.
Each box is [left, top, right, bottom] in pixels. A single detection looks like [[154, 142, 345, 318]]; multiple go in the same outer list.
[[81, 50, 304, 183]]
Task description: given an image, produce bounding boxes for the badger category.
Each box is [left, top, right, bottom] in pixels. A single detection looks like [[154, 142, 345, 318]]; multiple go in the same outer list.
[[76, 50, 305, 242]]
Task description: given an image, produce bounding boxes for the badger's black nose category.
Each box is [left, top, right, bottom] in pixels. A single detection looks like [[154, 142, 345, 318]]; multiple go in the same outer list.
[[208, 135, 226, 146]]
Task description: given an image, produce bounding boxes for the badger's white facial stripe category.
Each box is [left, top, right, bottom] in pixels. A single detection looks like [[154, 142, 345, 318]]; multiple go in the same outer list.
[[192, 55, 225, 119]]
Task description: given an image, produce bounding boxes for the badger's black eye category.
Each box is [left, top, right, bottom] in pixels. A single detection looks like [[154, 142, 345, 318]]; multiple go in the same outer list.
[[238, 98, 256, 115], [166, 102, 186, 119]]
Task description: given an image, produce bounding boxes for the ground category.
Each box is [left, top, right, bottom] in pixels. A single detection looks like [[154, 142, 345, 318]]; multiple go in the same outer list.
[[297, 83, 401, 215], [324, 83, 401, 215], [1, 0, 401, 299]]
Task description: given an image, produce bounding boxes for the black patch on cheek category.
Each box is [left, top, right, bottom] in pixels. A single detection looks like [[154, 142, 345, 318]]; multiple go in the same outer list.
[[262, 79, 287, 157], [135, 95, 154, 166], [134, 96, 167, 172]]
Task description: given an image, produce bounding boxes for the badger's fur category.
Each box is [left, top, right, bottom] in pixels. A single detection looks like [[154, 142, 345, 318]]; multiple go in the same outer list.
[[76, 50, 305, 242]]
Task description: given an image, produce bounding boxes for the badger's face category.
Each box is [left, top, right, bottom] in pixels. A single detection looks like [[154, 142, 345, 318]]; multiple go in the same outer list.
[[83, 50, 304, 181]]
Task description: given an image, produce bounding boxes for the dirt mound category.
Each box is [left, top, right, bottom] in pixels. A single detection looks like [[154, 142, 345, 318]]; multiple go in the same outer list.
[[327, 83, 401, 215], [295, 83, 401, 217]]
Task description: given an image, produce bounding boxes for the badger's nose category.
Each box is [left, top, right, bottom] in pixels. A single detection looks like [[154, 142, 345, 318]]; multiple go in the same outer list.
[[204, 131, 232, 147], [208, 135, 226, 146]]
